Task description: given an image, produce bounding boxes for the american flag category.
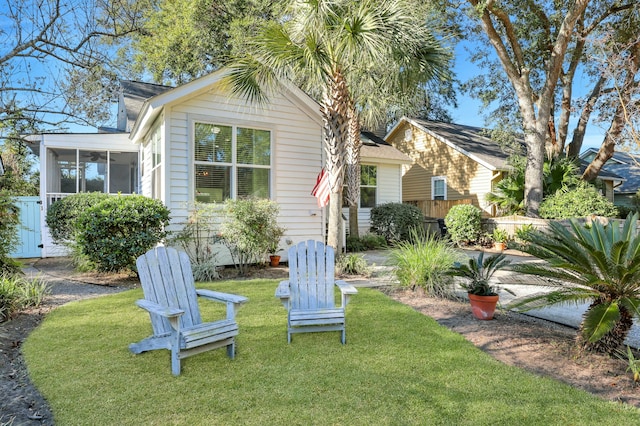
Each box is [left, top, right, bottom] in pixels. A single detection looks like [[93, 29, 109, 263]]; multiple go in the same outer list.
[[311, 168, 330, 208]]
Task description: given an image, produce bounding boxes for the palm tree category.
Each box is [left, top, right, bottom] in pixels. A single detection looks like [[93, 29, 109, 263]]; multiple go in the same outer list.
[[509, 214, 640, 355], [227, 0, 450, 249]]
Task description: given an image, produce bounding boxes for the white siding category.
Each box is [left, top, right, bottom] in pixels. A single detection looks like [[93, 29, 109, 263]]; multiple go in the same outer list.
[[159, 82, 325, 262]]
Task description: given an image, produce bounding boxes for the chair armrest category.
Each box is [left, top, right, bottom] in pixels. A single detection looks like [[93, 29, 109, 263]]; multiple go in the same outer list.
[[196, 289, 248, 305], [275, 280, 290, 309], [196, 289, 248, 320], [135, 299, 184, 318], [336, 280, 358, 295]]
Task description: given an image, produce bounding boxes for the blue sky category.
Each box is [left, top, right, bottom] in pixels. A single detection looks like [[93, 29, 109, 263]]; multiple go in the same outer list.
[[450, 43, 606, 153]]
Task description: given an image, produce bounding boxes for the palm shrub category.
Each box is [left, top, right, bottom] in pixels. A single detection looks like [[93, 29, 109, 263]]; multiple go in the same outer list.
[[389, 229, 463, 297], [509, 213, 640, 354], [444, 204, 482, 246], [76, 195, 170, 272], [447, 252, 512, 296]]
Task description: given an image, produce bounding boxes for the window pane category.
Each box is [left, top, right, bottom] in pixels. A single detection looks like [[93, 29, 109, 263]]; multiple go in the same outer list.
[[109, 152, 138, 194], [79, 150, 106, 192], [238, 167, 269, 198], [49, 148, 77, 193], [195, 123, 232, 163], [195, 164, 231, 202], [361, 165, 376, 186], [434, 179, 445, 195], [361, 187, 376, 208], [237, 127, 270, 165]]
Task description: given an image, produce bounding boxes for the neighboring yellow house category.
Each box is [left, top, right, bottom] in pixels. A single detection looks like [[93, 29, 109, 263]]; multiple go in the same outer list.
[[386, 117, 620, 218]]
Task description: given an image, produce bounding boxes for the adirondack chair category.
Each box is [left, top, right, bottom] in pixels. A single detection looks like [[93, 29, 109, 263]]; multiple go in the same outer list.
[[129, 246, 248, 375], [275, 240, 357, 344]]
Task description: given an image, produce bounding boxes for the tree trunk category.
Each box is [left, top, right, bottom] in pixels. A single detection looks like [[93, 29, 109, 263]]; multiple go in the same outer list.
[[567, 75, 605, 158], [345, 102, 362, 240], [523, 130, 545, 217]]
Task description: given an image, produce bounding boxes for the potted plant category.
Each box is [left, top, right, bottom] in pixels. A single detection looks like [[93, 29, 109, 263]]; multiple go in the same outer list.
[[268, 241, 283, 267], [448, 252, 513, 320], [492, 228, 509, 251]]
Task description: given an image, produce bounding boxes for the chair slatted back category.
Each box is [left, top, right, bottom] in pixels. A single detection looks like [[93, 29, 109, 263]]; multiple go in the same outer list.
[[288, 240, 335, 310], [136, 247, 202, 335]]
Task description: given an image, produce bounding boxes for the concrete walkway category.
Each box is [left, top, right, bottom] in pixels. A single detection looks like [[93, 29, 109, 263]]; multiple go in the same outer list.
[[360, 248, 640, 349]]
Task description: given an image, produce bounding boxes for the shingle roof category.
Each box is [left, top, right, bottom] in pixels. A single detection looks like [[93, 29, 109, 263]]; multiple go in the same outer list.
[[407, 119, 520, 170], [361, 130, 412, 163], [582, 149, 639, 193], [120, 80, 173, 131]]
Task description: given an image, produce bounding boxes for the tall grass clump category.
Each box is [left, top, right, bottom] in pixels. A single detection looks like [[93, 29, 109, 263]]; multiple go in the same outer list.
[[0, 275, 49, 322], [389, 229, 463, 297]]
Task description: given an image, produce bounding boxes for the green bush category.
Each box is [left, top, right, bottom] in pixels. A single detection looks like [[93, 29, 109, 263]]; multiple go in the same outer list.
[[445, 204, 482, 246], [0, 191, 20, 275], [539, 183, 618, 219], [0, 275, 49, 323], [219, 198, 285, 276], [370, 203, 424, 243], [346, 233, 387, 252], [390, 229, 463, 297], [76, 195, 170, 272], [46, 192, 110, 243]]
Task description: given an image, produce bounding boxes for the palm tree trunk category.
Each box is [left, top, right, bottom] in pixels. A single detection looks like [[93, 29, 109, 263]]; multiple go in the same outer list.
[[345, 102, 362, 240], [321, 69, 349, 250]]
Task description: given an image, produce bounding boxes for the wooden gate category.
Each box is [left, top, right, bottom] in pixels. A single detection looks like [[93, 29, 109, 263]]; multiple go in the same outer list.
[[10, 196, 42, 258]]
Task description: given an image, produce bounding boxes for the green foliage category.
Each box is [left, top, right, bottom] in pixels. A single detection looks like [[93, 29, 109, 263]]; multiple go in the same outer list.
[[0, 275, 49, 323], [167, 202, 221, 281], [390, 229, 463, 297], [346, 233, 387, 252], [491, 227, 509, 243], [76, 195, 170, 273], [0, 134, 39, 196], [487, 155, 581, 216], [336, 253, 370, 276], [617, 346, 640, 383], [509, 213, 640, 354], [46, 192, 111, 243], [0, 191, 20, 275], [444, 204, 482, 246], [514, 223, 535, 243], [447, 252, 512, 296], [370, 203, 424, 243], [539, 182, 618, 219], [219, 198, 285, 275]]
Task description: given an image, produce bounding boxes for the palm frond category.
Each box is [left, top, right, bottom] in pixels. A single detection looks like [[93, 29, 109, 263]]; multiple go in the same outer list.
[[507, 288, 597, 312], [583, 302, 621, 343]]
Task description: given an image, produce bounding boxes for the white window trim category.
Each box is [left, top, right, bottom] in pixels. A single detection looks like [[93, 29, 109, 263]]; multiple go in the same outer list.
[[360, 164, 377, 209], [431, 176, 447, 200], [191, 119, 273, 201]]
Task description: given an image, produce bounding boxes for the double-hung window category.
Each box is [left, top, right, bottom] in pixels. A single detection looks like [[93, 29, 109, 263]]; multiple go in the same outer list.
[[432, 176, 447, 200], [194, 122, 271, 202], [360, 165, 377, 208]]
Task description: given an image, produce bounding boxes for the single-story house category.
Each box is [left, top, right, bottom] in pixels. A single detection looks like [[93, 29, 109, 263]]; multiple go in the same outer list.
[[25, 68, 410, 259], [386, 117, 621, 218], [580, 148, 638, 208]]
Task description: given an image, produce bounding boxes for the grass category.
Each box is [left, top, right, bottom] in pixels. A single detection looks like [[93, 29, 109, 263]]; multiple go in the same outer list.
[[23, 279, 640, 425]]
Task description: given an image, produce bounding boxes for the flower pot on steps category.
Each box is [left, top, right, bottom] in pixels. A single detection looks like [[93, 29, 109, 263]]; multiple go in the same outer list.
[[468, 293, 499, 320]]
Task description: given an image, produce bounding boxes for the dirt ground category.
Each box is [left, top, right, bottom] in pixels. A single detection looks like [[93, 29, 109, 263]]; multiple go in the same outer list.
[[1, 258, 639, 425]]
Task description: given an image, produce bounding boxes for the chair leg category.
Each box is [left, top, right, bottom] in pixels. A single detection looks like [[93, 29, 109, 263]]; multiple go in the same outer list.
[[341, 329, 346, 345], [171, 348, 181, 376], [287, 330, 291, 344], [227, 342, 235, 359]]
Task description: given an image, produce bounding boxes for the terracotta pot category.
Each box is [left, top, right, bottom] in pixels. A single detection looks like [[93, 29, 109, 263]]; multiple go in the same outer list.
[[494, 242, 506, 251], [269, 255, 281, 267], [468, 293, 499, 320]]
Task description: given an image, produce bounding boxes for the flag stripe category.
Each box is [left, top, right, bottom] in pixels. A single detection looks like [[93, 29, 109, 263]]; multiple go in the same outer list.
[[311, 168, 330, 208]]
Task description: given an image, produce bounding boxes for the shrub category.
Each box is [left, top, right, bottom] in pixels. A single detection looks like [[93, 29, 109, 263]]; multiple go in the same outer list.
[[0, 191, 20, 276], [539, 182, 618, 219], [167, 202, 221, 281], [219, 198, 285, 275], [76, 195, 170, 272], [370, 202, 424, 243], [346, 233, 387, 252], [444, 204, 482, 246], [0, 275, 49, 323], [336, 253, 370, 276], [389, 229, 463, 297], [46, 192, 110, 243]]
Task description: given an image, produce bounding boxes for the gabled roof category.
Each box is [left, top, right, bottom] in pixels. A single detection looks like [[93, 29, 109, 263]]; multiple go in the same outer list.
[[361, 131, 411, 164], [128, 68, 323, 143], [581, 148, 638, 192], [120, 81, 173, 132], [388, 118, 518, 171]]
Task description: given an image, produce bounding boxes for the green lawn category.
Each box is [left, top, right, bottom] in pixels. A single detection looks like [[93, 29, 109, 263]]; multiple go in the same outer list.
[[24, 280, 640, 425]]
